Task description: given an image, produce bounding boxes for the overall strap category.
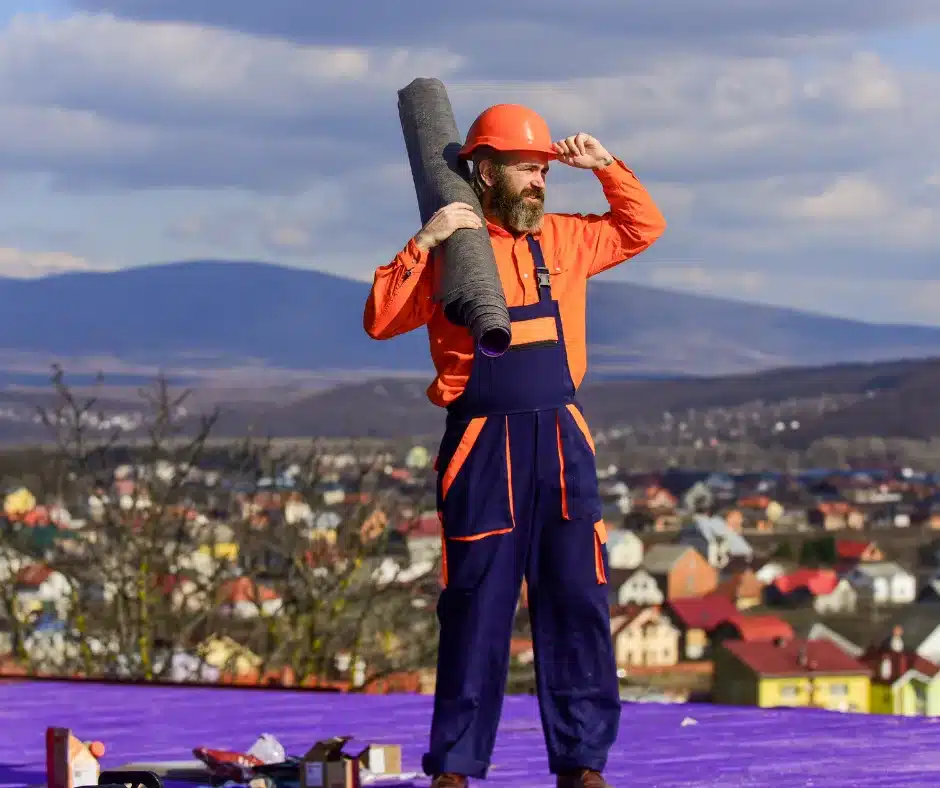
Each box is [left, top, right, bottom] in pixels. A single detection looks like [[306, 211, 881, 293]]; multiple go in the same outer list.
[[525, 235, 553, 302]]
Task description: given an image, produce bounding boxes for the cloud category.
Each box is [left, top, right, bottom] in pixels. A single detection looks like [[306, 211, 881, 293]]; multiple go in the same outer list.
[[64, 0, 940, 52], [0, 13, 463, 120], [151, 42, 939, 284], [0, 247, 112, 278], [790, 176, 891, 220], [166, 161, 413, 261], [2, 13, 937, 195], [0, 13, 463, 189], [0, 5, 937, 325]]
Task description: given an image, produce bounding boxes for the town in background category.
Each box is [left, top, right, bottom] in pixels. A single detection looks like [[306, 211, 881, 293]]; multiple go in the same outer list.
[[2, 363, 940, 719]]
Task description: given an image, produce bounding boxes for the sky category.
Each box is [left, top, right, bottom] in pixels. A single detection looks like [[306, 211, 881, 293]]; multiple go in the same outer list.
[[1, 1, 939, 324]]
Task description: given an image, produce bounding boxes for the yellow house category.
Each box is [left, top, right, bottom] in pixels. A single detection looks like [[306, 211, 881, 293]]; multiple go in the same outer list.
[[199, 541, 239, 561], [713, 637, 871, 712], [861, 629, 940, 716], [198, 635, 261, 677]]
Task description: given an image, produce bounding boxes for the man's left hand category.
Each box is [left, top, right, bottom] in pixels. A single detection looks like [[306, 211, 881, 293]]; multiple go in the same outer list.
[[552, 133, 613, 169]]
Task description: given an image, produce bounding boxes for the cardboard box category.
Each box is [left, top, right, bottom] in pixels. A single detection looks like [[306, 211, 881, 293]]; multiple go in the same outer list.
[[302, 759, 356, 788], [300, 737, 359, 788], [357, 745, 401, 776], [300, 738, 403, 788], [46, 728, 103, 788]]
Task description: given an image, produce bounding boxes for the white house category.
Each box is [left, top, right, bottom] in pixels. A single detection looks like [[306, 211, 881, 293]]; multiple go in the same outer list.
[[755, 561, 790, 585], [603, 481, 633, 515], [284, 498, 314, 525], [806, 622, 863, 657], [682, 482, 715, 513], [614, 569, 664, 607], [678, 514, 753, 570], [610, 606, 680, 668], [845, 562, 917, 606], [814, 578, 859, 615], [372, 557, 435, 586], [0, 547, 30, 584], [216, 577, 283, 619], [607, 530, 644, 571], [14, 564, 72, 618]]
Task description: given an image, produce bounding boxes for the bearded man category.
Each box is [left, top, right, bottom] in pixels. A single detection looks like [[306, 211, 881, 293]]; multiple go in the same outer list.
[[364, 104, 666, 787]]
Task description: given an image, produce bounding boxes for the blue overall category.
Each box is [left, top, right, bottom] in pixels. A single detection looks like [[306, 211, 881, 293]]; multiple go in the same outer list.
[[423, 236, 620, 778]]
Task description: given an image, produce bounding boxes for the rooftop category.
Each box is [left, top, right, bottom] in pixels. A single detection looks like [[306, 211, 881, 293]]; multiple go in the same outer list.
[[724, 637, 869, 677], [4, 681, 940, 786], [667, 595, 739, 630]]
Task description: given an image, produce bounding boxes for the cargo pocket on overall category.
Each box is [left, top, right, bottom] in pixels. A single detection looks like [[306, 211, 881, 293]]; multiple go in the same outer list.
[[593, 519, 608, 584], [556, 404, 602, 522], [437, 415, 515, 542]]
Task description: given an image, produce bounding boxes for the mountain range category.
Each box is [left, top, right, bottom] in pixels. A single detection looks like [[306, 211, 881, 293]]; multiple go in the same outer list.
[[243, 357, 940, 441], [1, 260, 940, 386]]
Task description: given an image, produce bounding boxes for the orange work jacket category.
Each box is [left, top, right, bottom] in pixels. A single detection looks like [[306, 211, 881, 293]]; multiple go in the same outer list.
[[363, 158, 666, 407]]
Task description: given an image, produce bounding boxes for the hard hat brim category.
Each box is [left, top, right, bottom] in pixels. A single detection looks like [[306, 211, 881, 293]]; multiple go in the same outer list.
[[458, 138, 557, 160]]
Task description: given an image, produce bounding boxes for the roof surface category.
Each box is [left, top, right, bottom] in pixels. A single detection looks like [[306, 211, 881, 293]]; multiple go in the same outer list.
[[723, 615, 794, 643], [667, 595, 739, 630], [724, 637, 869, 676], [686, 515, 753, 557], [851, 561, 909, 578], [835, 539, 877, 559], [861, 647, 940, 683], [3, 680, 940, 787], [773, 568, 839, 596], [642, 544, 693, 574]]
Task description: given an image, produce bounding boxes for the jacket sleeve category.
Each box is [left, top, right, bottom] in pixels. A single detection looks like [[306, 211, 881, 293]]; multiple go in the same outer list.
[[555, 158, 667, 278], [363, 238, 436, 339]]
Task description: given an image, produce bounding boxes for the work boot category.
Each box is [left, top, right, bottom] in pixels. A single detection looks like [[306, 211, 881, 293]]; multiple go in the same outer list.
[[556, 769, 611, 788], [430, 774, 468, 788]]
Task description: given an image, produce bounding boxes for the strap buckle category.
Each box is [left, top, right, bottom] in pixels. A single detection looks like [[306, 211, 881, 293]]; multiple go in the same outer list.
[[535, 267, 552, 288]]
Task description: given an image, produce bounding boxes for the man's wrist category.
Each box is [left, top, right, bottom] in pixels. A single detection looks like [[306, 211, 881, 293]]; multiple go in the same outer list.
[[413, 232, 433, 252], [593, 155, 615, 169]]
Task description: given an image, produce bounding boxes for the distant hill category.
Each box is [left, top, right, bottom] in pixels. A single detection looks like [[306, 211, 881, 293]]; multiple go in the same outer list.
[[1, 260, 939, 381], [237, 357, 940, 442], [4, 357, 940, 445]]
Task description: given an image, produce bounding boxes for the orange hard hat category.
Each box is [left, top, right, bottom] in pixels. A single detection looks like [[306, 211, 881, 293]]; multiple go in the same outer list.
[[459, 104, 555, 159]]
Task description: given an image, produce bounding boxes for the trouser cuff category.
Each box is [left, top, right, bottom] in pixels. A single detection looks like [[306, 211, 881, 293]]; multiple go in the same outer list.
[[422, 751, 490, 779], [549, 752, 608, 775]]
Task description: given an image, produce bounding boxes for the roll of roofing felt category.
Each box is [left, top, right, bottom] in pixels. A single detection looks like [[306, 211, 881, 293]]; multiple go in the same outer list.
[[397, 77, 511, 356]]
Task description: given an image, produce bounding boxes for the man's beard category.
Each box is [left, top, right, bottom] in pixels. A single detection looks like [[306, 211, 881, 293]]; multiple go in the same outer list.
[[490, 168, 545, 232]]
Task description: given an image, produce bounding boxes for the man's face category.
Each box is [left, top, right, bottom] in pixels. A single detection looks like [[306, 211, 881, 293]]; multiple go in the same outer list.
[[484, 152, 550, 233]]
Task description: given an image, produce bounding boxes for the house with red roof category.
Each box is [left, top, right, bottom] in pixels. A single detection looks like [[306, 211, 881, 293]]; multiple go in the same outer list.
[[13, 563, 72, 618], [861, 626, 940, 716], [665, 595, 739, 661], [216, 577, 282, 619], [834, 539, 884, 573], [711, 614, 794, 650], [764, 568, 839, 607], [713, 637, 871, 712], [397, 511, 441, 563]]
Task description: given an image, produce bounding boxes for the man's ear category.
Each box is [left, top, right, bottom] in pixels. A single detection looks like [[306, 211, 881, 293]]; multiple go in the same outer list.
[[478, 159, 497, 188]]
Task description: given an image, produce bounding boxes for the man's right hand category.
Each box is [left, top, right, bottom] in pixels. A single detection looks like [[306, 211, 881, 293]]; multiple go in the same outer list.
[[414, 202, 483, 251]]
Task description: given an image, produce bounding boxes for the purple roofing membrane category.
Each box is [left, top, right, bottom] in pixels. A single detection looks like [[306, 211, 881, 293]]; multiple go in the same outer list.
[[3, 681, 940, 787]]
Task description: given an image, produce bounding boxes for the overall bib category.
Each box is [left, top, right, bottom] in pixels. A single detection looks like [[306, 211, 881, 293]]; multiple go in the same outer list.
[[423, 236, 620, 779]]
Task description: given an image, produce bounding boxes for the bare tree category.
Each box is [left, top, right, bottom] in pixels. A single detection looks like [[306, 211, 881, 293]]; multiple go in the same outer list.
[[0, 367, 440, 689]]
